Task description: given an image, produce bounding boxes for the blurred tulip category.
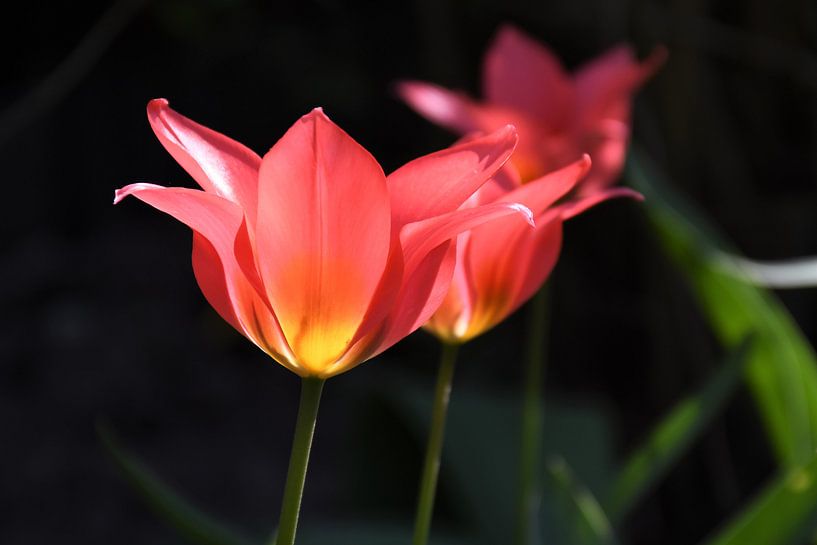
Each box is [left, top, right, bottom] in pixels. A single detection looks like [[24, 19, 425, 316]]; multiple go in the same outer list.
[[115, 99, 534, 379], [424, 156, 642, 343], [398, 24, 665, 195]]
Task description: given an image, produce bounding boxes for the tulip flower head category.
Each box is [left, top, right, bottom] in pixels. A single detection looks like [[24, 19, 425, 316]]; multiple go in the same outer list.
[[115, 100, 533, 378], [398, 25, 665, 195], [424, 156, 642, 343]]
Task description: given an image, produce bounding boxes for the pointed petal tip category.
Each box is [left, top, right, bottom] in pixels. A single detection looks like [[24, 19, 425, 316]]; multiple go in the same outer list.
[[296, 107, 332, 127], [509, 202, 535, 227], [628, 188, 646, 202], [112, 182, 167, 205], [394, 80, 431, 102], [393, 80, 411, 96], [392, 79, 425, 100], [494, 23, 526, 42], [147, 98, 170, 114], [579, 153, 593, 171], [648, 45, 669, 67], [500, 124, 518, 138], [484, 124, 519, 153]]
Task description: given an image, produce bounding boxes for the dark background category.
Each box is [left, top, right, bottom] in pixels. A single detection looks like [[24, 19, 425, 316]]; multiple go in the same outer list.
[[2, 0, 816, 544]]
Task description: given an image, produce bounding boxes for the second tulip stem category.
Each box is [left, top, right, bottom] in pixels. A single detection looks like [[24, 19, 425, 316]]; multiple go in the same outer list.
[[274, 377, 325, 545], [413, 342, 459, 545], [516, 286, 549, 545]]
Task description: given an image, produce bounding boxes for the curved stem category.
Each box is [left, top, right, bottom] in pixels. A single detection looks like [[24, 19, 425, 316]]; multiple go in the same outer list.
[[274, 377, 325, 545], [516, 286, 550, 545], [413, 342, 459, 545]]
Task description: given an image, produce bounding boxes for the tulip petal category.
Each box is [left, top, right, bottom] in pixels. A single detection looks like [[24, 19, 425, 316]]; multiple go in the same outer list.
[[400, 202, 533, 274], [560, 186, 644, 220], [578, 119, 630, 195], [424, 237, 478, 342], [255, 109, 392, 374], [499, 155, 591, 216], [114, 183, 298, 371], [373, 201, 533, 352], [483, 25, 574, 127], [387, 126, 518, 227], [506, 218, 563, 316], [327, 242, 455, 377], [147, 99, 262, 224], [575, 46, 666, 126], [463, 214, 563, 339], [396, 81, 483, 135]]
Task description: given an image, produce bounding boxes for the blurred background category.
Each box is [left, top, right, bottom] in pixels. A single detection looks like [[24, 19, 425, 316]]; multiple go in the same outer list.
[[3, 0, 817, 544]]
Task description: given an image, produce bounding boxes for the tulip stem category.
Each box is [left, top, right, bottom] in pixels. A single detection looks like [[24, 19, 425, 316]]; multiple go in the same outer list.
[[413, 341, 459, 545], [274, 377, 325, 545], [516, 286, 550, 545]]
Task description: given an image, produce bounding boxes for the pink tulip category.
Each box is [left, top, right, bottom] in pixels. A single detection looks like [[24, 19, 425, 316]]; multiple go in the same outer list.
[[115, 100, 534, 378], [424, 155, 642, 343], [397, 25, 665, 196]]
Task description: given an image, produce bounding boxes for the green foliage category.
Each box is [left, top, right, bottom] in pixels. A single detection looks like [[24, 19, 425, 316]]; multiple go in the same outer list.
[[546, 457, 619, 545], [700, 453, 817, 545], [299, 522, 467, 545], [628, 147, 817, 470], [389, 381, 613, 545], [604, 338, 751, 522], [97, 422, 259, 545]]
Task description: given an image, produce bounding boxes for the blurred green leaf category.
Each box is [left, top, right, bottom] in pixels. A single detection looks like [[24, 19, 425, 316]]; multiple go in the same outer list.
[[97, 421, 258, 545], [700, 453, 817, 545], [604, 337, 752, 522], [628, 146, 817, 469], [299, 521, 467, 545], [545, 457, 619, 545], [389, 381, 613, 545]]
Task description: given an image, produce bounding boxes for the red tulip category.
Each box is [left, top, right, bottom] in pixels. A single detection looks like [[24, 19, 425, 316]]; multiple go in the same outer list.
[[115, 100, 533, 378], [424, 155, 642, 343], [397, 25, 664, 196]]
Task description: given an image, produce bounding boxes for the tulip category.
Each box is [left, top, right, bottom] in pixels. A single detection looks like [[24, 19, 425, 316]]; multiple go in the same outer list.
[[397, 24, 665, 196], [410, 156, 641, 545], [115, 99, 533, 545], [398, 25, 659, 545], [424, 156, 641, 343]]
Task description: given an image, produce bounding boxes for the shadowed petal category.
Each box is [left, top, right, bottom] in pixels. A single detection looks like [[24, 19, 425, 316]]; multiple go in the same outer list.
[[575, 46, 666, 127], [396, 81, 483, 135], [400, 202, 533, 274], [147, 99, 262, 224], [500, 155, 592, 215], [502, 218, 563, 320], [387, 126, 517, 227], [255, 109, 392, 374], [423, 237, 477, 342], [458, 209, 560, 341], [369, 243, 457, 359], [372, 202, 534, 353], [483, 25, 574, 127], [559, 185, 644, 220], [578, 119, 630, 195]]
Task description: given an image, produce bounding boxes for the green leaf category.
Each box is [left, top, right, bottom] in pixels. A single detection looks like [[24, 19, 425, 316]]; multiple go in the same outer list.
[[545, 457, 619, 545], [388, 382, 613, 545], [700, 453, 817, 545], [97, 421, 258, 545], [604, 337, 752, 522], [628, 147, 817, 469]]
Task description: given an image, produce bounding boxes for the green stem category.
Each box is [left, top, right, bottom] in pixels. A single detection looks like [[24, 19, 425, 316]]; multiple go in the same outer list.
[[516, 286, 550, 545], [274, 377, 325, 545], [413, 342, 460, 545]]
